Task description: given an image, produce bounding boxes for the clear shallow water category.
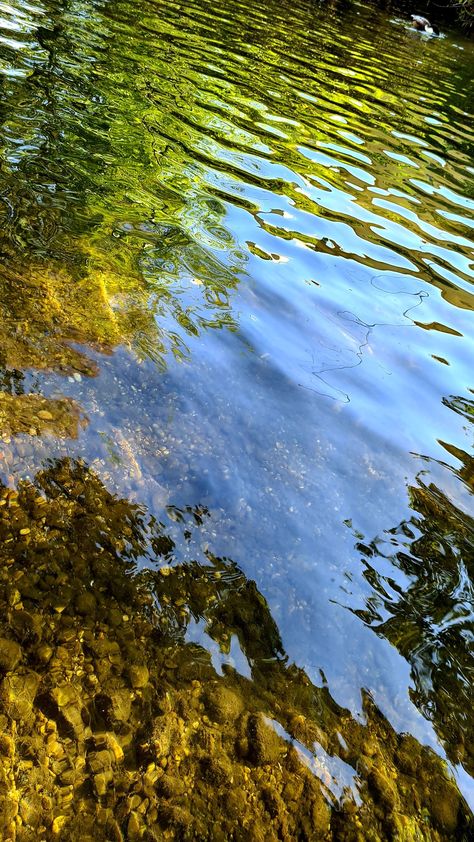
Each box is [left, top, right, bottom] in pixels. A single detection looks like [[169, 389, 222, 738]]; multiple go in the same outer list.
[[0, 0, 473, 828]]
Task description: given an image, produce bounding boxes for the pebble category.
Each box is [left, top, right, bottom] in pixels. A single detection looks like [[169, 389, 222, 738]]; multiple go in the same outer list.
[[0, 638, 22, 671], [105, 732, 124, 763], [127, 812, 141, 839], [128, 664, 149, 689], [52, 815, 68, 836], [94, 771, 112, 796]]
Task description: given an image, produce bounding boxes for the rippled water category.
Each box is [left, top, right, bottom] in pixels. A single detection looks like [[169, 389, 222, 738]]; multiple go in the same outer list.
[[0, 0, 473, 834]]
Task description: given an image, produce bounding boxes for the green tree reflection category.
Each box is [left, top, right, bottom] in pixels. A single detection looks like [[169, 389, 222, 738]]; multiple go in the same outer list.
[[354, 395, 474, 779], [0, 0, 242, 436]]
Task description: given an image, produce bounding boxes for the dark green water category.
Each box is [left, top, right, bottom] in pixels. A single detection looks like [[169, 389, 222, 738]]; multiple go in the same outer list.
[[0, 0, 473, 836]]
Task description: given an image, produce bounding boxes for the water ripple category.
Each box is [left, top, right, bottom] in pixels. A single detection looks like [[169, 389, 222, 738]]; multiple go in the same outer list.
[[0, 0, 473, 813]]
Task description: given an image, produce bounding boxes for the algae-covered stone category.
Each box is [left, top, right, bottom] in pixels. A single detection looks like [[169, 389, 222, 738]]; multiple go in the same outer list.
[[19, 794, 39, 825], [368, 767, 397, 812], [0, 638, 22, 672], [52, 815, 68, 836], [51, 684, 87, 737], [0, 732, 14, 757], [310, 787, 331, 833], [94, 772, 109, 796], [10, 609, 43, 642], [127, 811, 142, 840], [246, 713, 286, 766], [428, 777, 461, 835], [395, 734, 420, 777], [199, 754, 232, 787], [128, 664, 149, 689], [156, 773, 186, 798], [109, 688, 132, 722], [159, 804, 193, 831], [75, 592, 97, 615], [1, 670, 40, 722], [203, 683, 244, 724], [283, 778, 303, 803], [89, 749, 113, 774]]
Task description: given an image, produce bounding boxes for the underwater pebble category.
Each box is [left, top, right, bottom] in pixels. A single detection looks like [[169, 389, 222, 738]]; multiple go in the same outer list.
[[128, 664, 149, 689], [0, 638, 22, 672]]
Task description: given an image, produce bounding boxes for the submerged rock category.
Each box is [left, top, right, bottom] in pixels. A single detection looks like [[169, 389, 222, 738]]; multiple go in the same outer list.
[[1, 669, 40, 723], [0, 638, 22, 672], [128, 664, 149, 689]]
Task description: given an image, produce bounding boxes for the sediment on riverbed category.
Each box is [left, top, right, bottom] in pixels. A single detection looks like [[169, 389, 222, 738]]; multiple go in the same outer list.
[[0, 458, 471, 841]]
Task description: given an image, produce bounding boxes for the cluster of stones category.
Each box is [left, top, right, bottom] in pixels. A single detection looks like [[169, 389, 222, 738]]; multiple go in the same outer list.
[[0, 394, 85, 442], [0, 460, 471, 841]]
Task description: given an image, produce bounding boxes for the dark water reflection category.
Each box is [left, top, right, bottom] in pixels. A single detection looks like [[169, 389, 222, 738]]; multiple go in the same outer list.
[[0, 0, 473, 832]]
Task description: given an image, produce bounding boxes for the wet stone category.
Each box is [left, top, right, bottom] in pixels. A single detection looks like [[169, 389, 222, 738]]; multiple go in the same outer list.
[[93, 766, 114, 796], [104, 732, 124, 763], [1, 670, 40, 722], [0, 638, 22, 672], [245, 714, 286, 766], [109, 689, 132, 722], [75, 592, 97, 615], [0, 732, 14, 757], [127, 811, 142, 840], [203, 683, 244, 724], [428, 777, 462, 834], [89, 749, 113, 773], [368, 767, 397, 811], [51, 815, 68, 836], [128, 664, 149, 689], [156, 773, 186, 798]]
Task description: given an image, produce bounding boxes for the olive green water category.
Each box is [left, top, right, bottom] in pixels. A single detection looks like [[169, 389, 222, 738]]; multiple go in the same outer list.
[[0, 0, 473, 838]]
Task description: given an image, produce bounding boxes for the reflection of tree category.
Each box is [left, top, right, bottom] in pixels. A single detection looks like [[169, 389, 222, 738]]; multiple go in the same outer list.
[[0, 0, 241, 439], [353, 397, 474, 778], [0, 458, 471, 839]]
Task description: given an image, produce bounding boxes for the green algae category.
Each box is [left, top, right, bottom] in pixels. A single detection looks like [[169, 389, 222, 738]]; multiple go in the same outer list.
[[0, 459, 471, 841]]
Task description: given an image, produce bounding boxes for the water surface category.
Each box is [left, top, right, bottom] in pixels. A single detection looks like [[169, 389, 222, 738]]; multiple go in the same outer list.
[[0, 0, 473, 835]]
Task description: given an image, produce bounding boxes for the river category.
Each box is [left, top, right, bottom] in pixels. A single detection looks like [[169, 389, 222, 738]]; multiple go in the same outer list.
[[0, 0, 473, 837]]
